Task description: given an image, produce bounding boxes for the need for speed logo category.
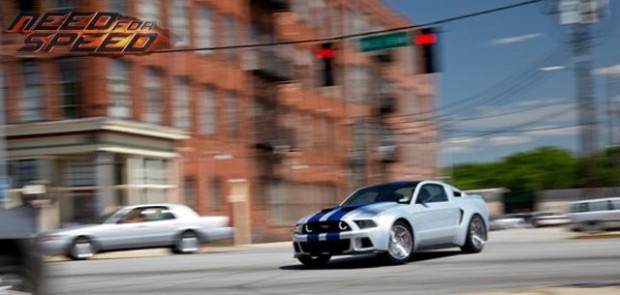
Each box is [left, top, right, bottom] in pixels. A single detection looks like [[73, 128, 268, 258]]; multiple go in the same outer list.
[[6, 12, 171, 55]]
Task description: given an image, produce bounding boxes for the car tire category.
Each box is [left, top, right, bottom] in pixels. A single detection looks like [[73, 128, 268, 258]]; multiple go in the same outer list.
[[173, 231, 200, 254], [298, 255, 331, 268], [461, 215, 487, 254], [380, 221, 414, 264], [584, 221, 602, 234], [68, 236, 96, 260]]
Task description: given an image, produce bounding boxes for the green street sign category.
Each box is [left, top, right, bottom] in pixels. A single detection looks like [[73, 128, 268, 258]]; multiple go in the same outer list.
[[359, 31, 411, 52]]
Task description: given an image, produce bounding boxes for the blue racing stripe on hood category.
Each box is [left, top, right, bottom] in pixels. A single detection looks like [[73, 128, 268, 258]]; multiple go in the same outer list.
[[326, 203, 373, 222], [307, 206, 340, 223]]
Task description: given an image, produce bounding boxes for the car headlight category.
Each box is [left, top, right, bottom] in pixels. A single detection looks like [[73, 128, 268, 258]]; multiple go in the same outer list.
[[294, 224, 303, 234], [355, 220, 377, 229], [338, 221, 349, 231], [39, 234, 62, 242]]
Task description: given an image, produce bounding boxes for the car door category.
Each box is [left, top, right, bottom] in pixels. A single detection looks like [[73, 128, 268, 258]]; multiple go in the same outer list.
[[411, 183, 461, 247], [138, 206, 180, 247], [96, 207, 152, 250]]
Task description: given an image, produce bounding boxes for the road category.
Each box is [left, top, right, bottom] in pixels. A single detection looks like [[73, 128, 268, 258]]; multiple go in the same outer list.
[[43, 228, 620, 295]]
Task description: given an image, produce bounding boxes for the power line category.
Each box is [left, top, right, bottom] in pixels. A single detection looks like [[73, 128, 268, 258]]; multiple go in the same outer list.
[[150, 0, 543, 54]]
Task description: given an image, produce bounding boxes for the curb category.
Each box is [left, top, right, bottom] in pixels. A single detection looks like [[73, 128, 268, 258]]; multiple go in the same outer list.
[[44, 241, 291, 262], [463, 286, 620, 295], [571, 231, 620, 240]]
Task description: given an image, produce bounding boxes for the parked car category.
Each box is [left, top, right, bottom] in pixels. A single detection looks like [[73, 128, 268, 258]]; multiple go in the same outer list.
[[568, 197, 620, 233], [38, 203, 234, 260], [489, 215, 527, 231], [531, 211, 571, 227], [292, 181, 489, 267]]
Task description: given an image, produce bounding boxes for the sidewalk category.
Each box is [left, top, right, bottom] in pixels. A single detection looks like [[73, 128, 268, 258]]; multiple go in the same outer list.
[[464, 286, 620, 295]]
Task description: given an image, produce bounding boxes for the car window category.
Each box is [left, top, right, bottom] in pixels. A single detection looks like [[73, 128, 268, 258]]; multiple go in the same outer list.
[[122, 208, 145, 223], [417, 184, 448, 203], [612, 200, 620, 210], [590, 201, 607, 212], [142, 207, 176, 222]]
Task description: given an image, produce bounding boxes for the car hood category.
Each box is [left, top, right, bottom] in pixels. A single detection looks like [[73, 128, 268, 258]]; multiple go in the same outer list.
[[297, 202, 401, 224], [42, 224, 101, 236]]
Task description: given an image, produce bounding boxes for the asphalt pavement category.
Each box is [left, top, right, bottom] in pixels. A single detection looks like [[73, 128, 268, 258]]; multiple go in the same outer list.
[[42, 228, 620, 295]]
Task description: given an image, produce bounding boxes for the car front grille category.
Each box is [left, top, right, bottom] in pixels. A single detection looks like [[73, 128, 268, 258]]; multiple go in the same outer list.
[[302, 222, 351, 234], [299, 240, 350, 255]]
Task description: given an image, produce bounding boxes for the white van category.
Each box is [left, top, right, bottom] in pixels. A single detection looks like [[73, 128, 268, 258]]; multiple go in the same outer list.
[[568, 197, 620, 232]]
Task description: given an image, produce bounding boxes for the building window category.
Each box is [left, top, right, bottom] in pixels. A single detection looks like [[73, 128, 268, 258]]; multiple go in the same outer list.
[[170, 0, 189, 47], [196, 5, 214, 54], [225, 91, 239, 137], [54, 0, 75, 11], [200, 85, 216, 135], [109, 0, 128, 14], [209, 177, 222, 209], [20, 61, 43, 122], [144, 68, 162, 124], [8, 159, 39, 188], [223, 15, 236, 61], [107, 59, 131, 118], [144, 159, 168, 185], [346, 66, 369, 103], [57, 59, 81, 119], [62, 157, 95, 187], [183, 176, 197, 208], [139, 0, 160, 25], [173, 77, 191, 130], [16, 0, 35, 12]]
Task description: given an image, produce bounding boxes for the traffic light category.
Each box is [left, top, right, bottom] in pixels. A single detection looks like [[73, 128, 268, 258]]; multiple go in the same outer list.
[[413, 27, 440, 74], [315, 42, 335, 86]]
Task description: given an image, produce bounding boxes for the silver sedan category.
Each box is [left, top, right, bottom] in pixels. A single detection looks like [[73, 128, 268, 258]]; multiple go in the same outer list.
[[38, 203, 234, 260]]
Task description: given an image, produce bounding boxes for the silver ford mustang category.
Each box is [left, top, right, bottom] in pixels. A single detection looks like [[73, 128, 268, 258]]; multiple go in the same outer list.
[[38, 203, 234, 260], [292, 181, 489, 267]]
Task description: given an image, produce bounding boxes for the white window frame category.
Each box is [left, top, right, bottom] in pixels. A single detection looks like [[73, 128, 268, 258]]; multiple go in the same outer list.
[[196, 4, 214, 54], [144, 68, 162, 124], [139, 0, 160, 25], [200, 85, 216, 135], [20, 61, 43, 122], [173, 77, 191, 131], [170, 0, 189, 47], [107, 59, 131, 119]]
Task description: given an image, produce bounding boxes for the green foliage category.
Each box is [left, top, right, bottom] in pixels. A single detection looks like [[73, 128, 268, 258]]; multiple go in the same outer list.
[[449, 146, 580, 212]]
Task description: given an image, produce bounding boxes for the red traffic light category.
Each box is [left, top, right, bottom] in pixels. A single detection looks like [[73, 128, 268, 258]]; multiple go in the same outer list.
[[315, 48, 335, 59], [414, 33, 437, 45]]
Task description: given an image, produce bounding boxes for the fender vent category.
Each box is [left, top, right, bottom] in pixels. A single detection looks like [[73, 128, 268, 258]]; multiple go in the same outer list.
[[458, 209, 465, 224]]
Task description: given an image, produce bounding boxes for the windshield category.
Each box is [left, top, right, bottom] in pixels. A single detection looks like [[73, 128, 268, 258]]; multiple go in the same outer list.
[[341, 182, 419, 206]]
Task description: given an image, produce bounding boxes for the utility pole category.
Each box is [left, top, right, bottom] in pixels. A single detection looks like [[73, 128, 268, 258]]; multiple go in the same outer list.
[[562, 0, 600, 186], [0, 26, 8, 209]]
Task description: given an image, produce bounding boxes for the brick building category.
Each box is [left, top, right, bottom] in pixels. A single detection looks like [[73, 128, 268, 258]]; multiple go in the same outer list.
[[0, 0, 438, 242]]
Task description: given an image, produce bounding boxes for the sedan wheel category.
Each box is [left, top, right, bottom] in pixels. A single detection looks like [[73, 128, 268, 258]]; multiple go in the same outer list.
[[461, 215, 487, 254], [175, 231, 199, 254], [381, 221, 413, 264], [69, 237, 95, 260]]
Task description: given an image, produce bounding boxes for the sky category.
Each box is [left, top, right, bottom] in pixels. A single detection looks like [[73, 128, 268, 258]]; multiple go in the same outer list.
[[383, 0, 620, 167]]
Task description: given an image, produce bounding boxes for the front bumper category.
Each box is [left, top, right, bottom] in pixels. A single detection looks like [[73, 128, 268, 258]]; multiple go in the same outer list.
[[292, 228, 382, 257], [37, 238, 71, 256]]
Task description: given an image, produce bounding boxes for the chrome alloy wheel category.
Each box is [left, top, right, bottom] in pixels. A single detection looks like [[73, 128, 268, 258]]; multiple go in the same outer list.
[[470, 217, 487, 249], [71, 238, 94, 259], [387, 224, 413, 260], [178, 232, 199, 253]]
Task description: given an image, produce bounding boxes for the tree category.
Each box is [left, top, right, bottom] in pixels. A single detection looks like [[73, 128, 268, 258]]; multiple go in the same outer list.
[[450, 147, 578, 212]]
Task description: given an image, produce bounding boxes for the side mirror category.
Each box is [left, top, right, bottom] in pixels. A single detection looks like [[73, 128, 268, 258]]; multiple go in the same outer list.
[[454, 191, 462, 197]]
